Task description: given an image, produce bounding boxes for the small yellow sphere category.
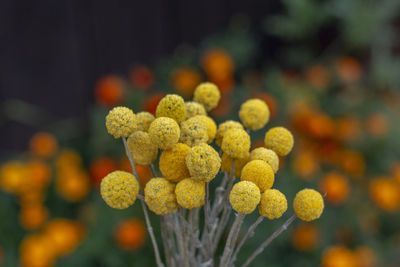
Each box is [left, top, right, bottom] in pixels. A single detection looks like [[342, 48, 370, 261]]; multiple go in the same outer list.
[[239, 99, 270, 130], [127, 131, 158, 165], [148, 117, 180, 150], [264, 127, 294, 156], [105, 107, 136, 138], [175, 178, 205, 209], [193, 82, 221, 111], [100, 171, 139, 209], [159, 143, 191, 182], [144, 178, 178, 215], [259, 189, 287, 219], [241, 160, 275, 192], [185, 101, 207, 119], [179, 116, 208, 147], [293, 189, 324, 221], [229, 181, 261, 214], [221, 153, 249, 177], [250, 147, 279, 173], [156, 94, 186, 123], [186, 143, 221, 182], [215, 120, 244, 147], [221, 128, 251, 159], [193, 115, 217, 144], [132, 111, 155, 132]]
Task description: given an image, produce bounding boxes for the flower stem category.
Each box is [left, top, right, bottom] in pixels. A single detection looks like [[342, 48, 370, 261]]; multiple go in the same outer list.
[[219, 213, 246, 267]]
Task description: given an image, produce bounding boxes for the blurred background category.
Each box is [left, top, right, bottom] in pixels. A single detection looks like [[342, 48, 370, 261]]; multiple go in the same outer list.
[[1, 0, 400, 266]]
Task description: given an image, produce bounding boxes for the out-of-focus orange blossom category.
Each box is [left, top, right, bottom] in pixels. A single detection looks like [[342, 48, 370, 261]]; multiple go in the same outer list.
[[369, 177, 400, 212], [365, 112, 388, 138], [95, 75, 125, 107], [210, 75, 234, 94], [307, 113, 336, 139], [319, 172, 350, 205], [250, 92, 278, 120], [321, 246, 360, 267], [19, 190, 44, 206], [55, 149, 82, 171], [202, 48, 234, 80], [119, 157, 151, 186], [339, 150, 365, 178], [19, 204, 49, 230], [305, 64, 331, 89], [142, 93, 166, 115], [209, 94, 232, 118], [336, 115, 361, 142], [170, 67, 202, 97], [89, 157, 117, 187], [20, 233, 56, 267], [27, 160, 51, 190], [355, 246, 377, 267], [335, 57, 362, 83], [291, 223, 319, 251], [29, 132, 58, 158], [0, 161, 29, 194], [114, 218, 146, 250], [56, 168, 90, 202], [292, 150, 320, 179], [130, 65, 154, 90]]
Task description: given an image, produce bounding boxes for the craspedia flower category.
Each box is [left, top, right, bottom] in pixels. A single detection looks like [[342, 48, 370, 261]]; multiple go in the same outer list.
[[127, 131, 158, 165], [239, 99, 270, 130], [105, 106, 136, 138], [156, 94, 186, 123], [144, 178, 178, 215], [132, 112, 155, 132], [293, 189, 324, 221], [179, 116, 208, 147], [175, 178, 205, 209], [215, 120, 244, 147], [241, 160, 275, 192], [259, 189, 287, 219], [185, 101, 207, 119], [229, 181, 261, 214], [193, 82, 221, 111], [264, 127, 294, 156], [100, 171, 139, 209], [193, 115, 217, 143], [221, 153, 249, 177], [148, 117, 180, 150], [159, 143, 191, 182], [221, 128, 251, 159], [250, 147, 279, 173], [186, 143, 221, 182]]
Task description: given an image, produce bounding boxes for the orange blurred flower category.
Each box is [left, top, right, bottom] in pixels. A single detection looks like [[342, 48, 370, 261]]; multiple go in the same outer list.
[[130, 65, 154, 90], [19, 204, 49, 230], [307, 113, 336, 139], [20, 190, 45, 205], [0, 161, 29, 194], [335, 57, 362, 83], [94, 75, 125, 107], [291, 223, 319, 251], [365, 113, 388, 138], [339, 150, 365, 178], [114, 218, 146, 250], [305, 64, 331, 89], [29, 132, 58, 158], [142, 93, 166, 115], [20, 233, 56, 267], [319, 172, 350, 205], [355, 246, 377, 267], [170, 67, 202, 97], [27, 160, 51, 190], [292, 151, 320, 180], [55, 149, 82, 170], [56, 169, 90, 202], [322, 246, 360, 267], [119, 157, 151, 186], [250, 92, 278, 120], [369, 177, 400, 212], [89, 157, 117, 187], [336, 115, 361, 142], [210, 75, 235, 94], [209, 94, 232, 118], [202, 48, 234, 80]]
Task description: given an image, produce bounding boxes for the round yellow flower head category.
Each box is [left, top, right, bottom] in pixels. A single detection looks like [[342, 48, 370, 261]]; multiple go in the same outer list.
[[105, 106, 136, 138], [156, 94, 186, 123], [180, 116, 208, 147], [185, 101, 207, 119], [193, 115, 217, 144], [175, 178, 205, 209], [100, 171, 139, 209], [215, 120, 244, 147], [186, 143, 221, 182], [221, 128, 251, 159], [259, 189, 287, 219], [159, 143, 191, 182], [193, 82, 221, 111], [239, 99, 270, 130], [127, 131, 158, 165], [148, 117, 180, 150], [264, 127, 294, 156], [229, 181, 261, 214], [293, 189, 324, 221], [241, 160, 275, 192], [221, 153, 249, 177], [144, 178, 178, 215], [132, 111, 155, 132], [250, 147, 279, 173]]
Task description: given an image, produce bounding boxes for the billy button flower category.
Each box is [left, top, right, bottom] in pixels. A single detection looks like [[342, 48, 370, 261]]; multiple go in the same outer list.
[[215, 120, 244, 147], [156, 94, 186, 124], [258, 189, 287, 219], [105, 106, 136, 139], [250, 147, 279, 173], [127, 131, 158, 166], [144, 178, 178, 215], [241, 160, 275, 193], [132, 111, 155, 132], [239, 98, 270, 131], [193, 115, 217, 144], [179, 116, 208, 147], [148, 117, 180, 150], [221, 153, 249, 177], [100, 171, 139, 209], [185, 101, 207, 120], [193, 82, 221, 111], [222, 128, 251, 159], [186, 143, 221, 182], [229, 181, 261, 214], [175, 178, 205, 209], [293, 189, 324, 221], [264, 126, 294, 156], [159, 143, 191, 183]]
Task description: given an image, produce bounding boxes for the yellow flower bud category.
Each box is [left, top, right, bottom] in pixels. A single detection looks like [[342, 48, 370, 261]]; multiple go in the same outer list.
[[193, 82, 221, 111], [194, 115, 217, 144], [148, 117, 180, 150], [156, 94, 186, 123], [132, 112, 155, 132], [144, 178, 178, 215], [239, 99, 270, 130], [250, 147, 279, 173], [229, 181, 260, 214], [293, 189, 324, 221], [259, 189, 287, 219], [159, 143, 191, 182], [241, 160, 275, 192], [180, 116, 208, 147], [264, 127, 294, 156], [175, 178, 205, 209], [186, 144, 221, 182], [221, 153, 249, 177], [185, 101, 207, 120], [105, 107, 136, 138], [127, 131, 158, 165], [215, 120, 244, 147], [221, 128, 250, 159]]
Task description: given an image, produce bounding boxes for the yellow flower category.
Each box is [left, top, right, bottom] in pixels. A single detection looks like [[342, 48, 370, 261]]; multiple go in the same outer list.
[[293, 189, 324, 221], [179, 116, 208, 147], [100, 171, 139, 209], [148, 117, 180, 150], [156, 94, 186, 123], [221, 128, 251, 159], [193, 115, 217, 144], [221, 153, 250, 177], [264, 127, 294, 156], [186, 143, 221, 182], [175, 178, 205, 209], [193, 82, 221, 111], [241, 160, 275, 192], [159, 143, 191, 182], [185, 101, 207, 119], [259, 189, 287, 219], [250, 147, 279, 173], [215, 120, 244, 147], [132, 112, 155, 132], [105, 106, 136, 138], [229, 181, 261, 214], [239, 99, 270, 130], [144, 178, 178, 215], [127, 131, 158, 165]]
